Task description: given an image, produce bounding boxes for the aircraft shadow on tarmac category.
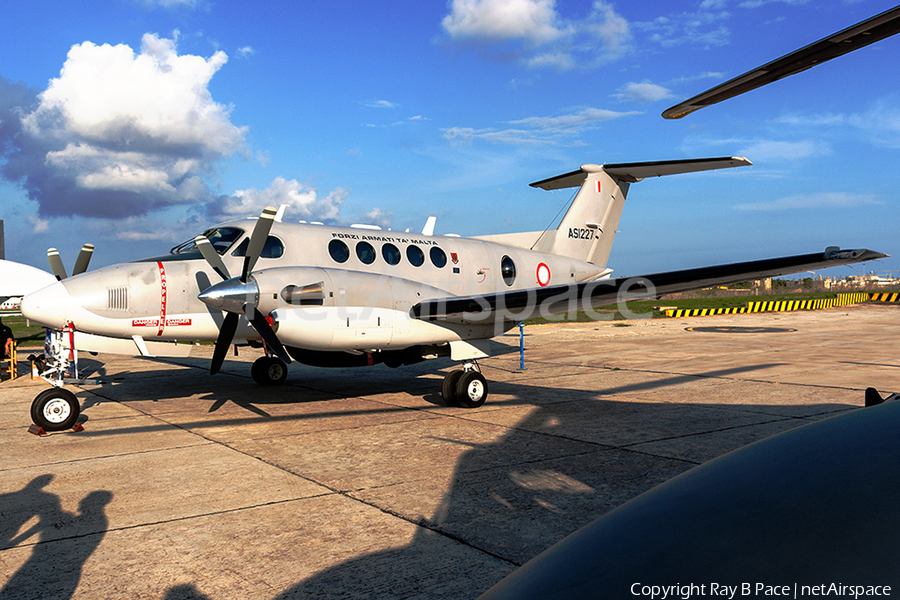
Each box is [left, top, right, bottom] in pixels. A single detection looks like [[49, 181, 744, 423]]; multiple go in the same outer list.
[[67, 339, 521, 425], [21, 347, 857, 599], [0, 475, 112, 600], [70, 348, 794, 441], [260, 367, 845, 599]]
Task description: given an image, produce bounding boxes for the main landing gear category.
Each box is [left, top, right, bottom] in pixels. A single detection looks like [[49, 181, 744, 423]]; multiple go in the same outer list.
[[441, 361, 488, 408], [251, 355, 288, 385]]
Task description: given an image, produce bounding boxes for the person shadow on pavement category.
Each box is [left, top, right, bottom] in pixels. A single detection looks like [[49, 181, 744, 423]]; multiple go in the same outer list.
[[0, 475, 112, 600]]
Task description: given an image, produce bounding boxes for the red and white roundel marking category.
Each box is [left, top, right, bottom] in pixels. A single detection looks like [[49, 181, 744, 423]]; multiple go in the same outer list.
[[536, 262, 551, 287]]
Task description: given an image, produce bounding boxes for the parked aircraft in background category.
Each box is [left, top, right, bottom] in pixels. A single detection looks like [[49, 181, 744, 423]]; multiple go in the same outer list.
[[21, 156, 886, 431], [0, 259, 57, 309], [663, 4, 900, 119]]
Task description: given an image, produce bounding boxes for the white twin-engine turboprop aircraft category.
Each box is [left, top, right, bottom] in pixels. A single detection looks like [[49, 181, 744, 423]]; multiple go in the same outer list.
[[21, 156, 886, 431]]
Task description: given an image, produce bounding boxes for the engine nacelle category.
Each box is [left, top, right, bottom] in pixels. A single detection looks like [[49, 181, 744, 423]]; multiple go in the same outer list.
[[253, 266, 487, 351]]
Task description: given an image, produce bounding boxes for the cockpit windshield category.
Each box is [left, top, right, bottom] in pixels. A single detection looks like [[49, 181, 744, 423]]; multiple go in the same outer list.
[[231, 235, 285, 259], [170, 227, 245, 256]]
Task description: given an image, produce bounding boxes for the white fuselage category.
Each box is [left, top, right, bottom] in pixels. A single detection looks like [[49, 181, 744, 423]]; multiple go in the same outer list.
[[22, 220, 605, 352]]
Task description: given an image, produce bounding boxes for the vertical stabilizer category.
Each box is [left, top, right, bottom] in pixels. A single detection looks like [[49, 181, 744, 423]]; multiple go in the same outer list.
[[529, 157, 751, 268]]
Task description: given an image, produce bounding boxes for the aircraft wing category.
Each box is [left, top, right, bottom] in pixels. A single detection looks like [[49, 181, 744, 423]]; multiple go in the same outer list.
[[662, 5, 900, 119], [412, 248, 887, 324]]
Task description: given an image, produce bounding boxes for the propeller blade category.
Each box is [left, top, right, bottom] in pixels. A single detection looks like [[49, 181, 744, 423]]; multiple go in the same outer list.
[[72, 243, 94, 276], [47, 248, 67, 281], [248, 308, 291, 365], [210, 312, 239, 375], [195, 236, 231, 281], [242, 206, 278, 281]]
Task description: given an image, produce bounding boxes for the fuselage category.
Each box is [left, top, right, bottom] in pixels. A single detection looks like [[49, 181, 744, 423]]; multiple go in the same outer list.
[[22, 219, 605, 352]]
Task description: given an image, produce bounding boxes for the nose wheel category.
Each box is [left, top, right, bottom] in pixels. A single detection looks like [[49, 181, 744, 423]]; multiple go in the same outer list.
[[31, 388, 81, 432], [251, 356, 288, 385], [441, 364, 488, 408]]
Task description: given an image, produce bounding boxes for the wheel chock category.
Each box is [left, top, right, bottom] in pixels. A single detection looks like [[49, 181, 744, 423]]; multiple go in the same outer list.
[[27, 422, 84, 436]]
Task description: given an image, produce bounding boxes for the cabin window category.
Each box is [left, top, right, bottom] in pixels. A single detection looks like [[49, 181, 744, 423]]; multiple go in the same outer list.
[[406, 245, 425, 267], [430, 247, 447, 268], [356, 241, 376, 264], [501, 255, 516, 286], [382, 243, 401, 266], [232, 235, 285, 259], [329, 239, 350, 263]]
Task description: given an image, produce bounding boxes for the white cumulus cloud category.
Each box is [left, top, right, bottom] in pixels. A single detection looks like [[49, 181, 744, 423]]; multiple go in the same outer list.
[[4, 33, 245, 219], [216, 177, 348, 222], [208, 178, 393, 228], [442, 0, 566, 44], [442, 0, 632, 69]]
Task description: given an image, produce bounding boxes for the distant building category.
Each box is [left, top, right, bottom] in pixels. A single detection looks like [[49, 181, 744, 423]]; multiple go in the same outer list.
[[846, 274, 896, 287]]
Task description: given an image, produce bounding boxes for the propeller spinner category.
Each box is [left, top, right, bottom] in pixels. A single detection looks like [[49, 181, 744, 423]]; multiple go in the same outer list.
[[196, 206, 290, 374]]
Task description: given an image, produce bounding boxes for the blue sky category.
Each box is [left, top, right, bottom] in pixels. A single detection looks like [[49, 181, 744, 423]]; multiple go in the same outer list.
[[1, 0, 898, 280]]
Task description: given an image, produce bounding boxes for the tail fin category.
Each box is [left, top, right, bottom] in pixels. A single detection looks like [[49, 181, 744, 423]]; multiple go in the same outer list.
[[529, 157, 752, 268]]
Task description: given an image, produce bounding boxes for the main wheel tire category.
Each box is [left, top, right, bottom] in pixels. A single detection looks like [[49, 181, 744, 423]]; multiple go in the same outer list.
[[31, 388, 80, 432], [455, 371, 488, 408], [441, 370, 464, 406], [252, 356, 288, 385]]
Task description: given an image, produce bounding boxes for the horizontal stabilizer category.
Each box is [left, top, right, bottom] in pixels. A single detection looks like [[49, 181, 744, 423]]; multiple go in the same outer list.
[[530, 157, 751, 189], [412, 248, 887, 323]]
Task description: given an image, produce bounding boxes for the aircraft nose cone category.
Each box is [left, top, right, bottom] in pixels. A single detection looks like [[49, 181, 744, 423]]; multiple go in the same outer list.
[[198, 277, 259, 314], [21, 280, 71, 329]]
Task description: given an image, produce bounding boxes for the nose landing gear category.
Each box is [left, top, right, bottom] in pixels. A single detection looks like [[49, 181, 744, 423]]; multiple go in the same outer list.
[[29, 326, 87, 433]]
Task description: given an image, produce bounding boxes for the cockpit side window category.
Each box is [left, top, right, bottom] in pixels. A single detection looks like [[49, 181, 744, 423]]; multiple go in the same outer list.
[[170, 227, 244, 255], [231, 235, 285, 259]]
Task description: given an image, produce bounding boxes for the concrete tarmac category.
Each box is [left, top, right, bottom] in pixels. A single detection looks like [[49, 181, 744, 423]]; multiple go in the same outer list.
[[1, 304, 897, 599]]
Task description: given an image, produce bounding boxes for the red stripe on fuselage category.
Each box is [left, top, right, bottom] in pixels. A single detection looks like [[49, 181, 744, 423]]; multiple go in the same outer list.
[[156, 261, 167, 337]]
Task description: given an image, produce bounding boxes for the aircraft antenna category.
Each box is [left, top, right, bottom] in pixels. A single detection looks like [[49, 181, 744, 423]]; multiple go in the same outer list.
[[530, 188, 577, 251]]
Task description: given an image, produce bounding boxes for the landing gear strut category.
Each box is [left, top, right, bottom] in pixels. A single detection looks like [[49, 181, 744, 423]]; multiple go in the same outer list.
[[441, 361, 488, 408]]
